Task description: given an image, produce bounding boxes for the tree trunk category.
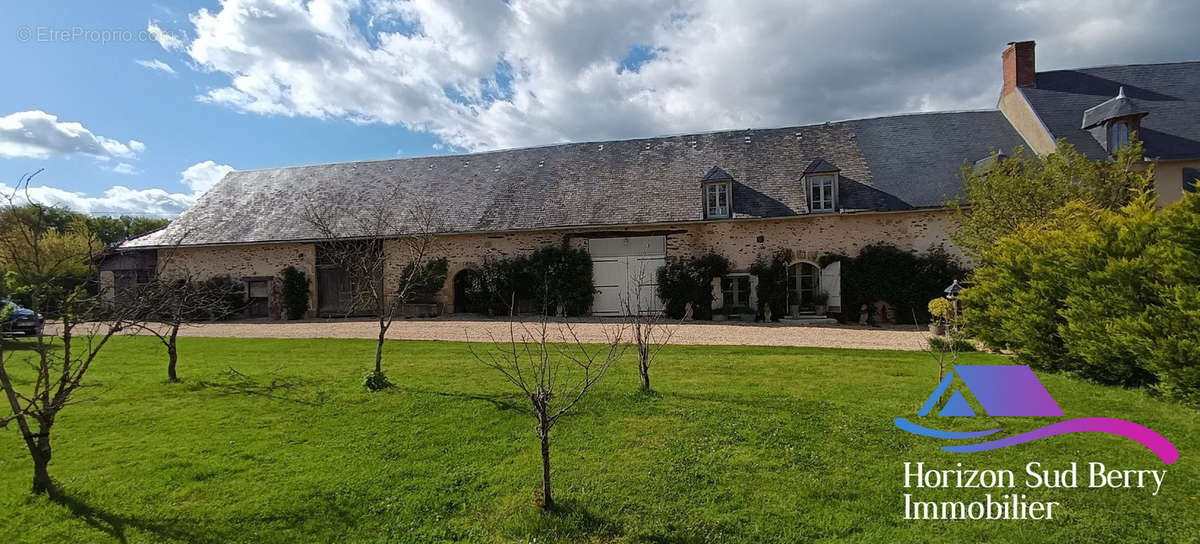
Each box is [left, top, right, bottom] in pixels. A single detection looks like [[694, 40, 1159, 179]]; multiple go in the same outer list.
[[167, 325, 180, 382], [31, 444, 52, 495], [638, 344, 651, 391], [375, 319, 386, 374], [539, 422, 553, 510]]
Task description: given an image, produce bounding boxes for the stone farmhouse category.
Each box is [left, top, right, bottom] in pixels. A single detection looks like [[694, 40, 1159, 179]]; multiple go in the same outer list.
[[100, 41, 1200, 319]]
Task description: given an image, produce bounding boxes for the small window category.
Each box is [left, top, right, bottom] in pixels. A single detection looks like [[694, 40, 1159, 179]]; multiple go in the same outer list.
[[706, 182, 730, 218], [721, 275, 751, 308], [1184, 168, 1199, 193], [1108, 121, 1131, 151], [809, 175, 836, 212]]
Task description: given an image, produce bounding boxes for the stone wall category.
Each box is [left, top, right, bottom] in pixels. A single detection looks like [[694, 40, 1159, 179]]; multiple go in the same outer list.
[[157, 242, 317, 316], [151, 209, 957, 317], [381, 208, 958, 307]]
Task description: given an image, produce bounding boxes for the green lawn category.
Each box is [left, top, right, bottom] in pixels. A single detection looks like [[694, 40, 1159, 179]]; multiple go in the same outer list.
[[1, 336, 1196, 543]]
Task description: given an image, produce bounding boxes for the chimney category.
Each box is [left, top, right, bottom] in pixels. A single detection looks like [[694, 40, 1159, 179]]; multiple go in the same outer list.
[[1001, 41, 1036, 96]]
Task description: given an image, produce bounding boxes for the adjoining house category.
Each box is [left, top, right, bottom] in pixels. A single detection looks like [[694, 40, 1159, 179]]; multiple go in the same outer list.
[[100, 41, 1200, 319], [997, 41, 1200, 204]]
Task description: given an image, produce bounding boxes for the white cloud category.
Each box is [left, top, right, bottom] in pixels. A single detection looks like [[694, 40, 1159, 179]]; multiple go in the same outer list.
[[180, 160, 234, 192], [1, 160, 234, 217], [166, 0, 1200, 152], [135, 58, 177, 75], [0, 110, 145, 160], [0, 182, 195, 217], [112, 162, 138, 175], [147, 21, 185, 51]]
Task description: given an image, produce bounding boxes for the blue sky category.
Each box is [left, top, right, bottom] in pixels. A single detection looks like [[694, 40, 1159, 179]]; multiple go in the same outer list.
[[2, 1, 444, 216], [2, 1, 1197, 217]]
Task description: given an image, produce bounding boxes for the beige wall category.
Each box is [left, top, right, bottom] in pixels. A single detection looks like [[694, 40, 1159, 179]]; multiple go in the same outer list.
[[1154, 159, 1199, 206], [998, 91, 1057, 156]]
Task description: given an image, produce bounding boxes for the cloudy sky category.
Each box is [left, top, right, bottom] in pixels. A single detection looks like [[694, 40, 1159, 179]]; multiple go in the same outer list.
[[2, 0, 1198, 216]]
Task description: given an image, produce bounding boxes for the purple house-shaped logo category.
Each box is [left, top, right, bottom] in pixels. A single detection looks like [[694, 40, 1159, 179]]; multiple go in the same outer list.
[[895, 365, 1178, 464]]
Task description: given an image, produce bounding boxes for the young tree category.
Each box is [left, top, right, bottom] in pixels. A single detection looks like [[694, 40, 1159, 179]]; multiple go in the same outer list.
[[302, 181, 444, 389], [622, 263, 678, 392], [128, 275, 242, 382], [0, 171, 145, 495], [951, 140, 1154, 259], [470, 314, 626, 509]]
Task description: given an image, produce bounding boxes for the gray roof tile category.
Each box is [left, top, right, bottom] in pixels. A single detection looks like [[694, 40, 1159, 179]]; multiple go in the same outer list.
[[125, 111, 1024, 248], [1021, 61, 1200, 160]]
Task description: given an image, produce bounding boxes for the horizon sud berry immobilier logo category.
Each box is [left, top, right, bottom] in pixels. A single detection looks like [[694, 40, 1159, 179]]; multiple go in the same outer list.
[[894, 365, 1178, 464]]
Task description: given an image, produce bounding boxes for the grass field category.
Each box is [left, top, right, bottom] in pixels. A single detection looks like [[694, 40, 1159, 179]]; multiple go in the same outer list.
[[1, 336, 1196, 543]]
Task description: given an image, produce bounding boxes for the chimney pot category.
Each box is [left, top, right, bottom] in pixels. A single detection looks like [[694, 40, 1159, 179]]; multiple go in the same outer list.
[[1002, 40, 1036, 96]]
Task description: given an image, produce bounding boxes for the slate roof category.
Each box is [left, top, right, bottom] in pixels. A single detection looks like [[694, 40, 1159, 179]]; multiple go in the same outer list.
[[1020, 61, 1200, 160], [125, 110, 1024, 248]]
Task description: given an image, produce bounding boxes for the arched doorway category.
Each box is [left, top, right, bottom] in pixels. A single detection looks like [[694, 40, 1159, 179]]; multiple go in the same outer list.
[[786, 261, 821, 315], [452, 268, 480, 313]]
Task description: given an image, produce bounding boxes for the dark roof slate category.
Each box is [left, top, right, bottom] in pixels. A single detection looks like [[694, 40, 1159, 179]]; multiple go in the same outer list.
[[803, 158, 840, 174], [701, 166, 734, 181], [125, 111, 1025, 248], [1020, 61, 1200, 160]]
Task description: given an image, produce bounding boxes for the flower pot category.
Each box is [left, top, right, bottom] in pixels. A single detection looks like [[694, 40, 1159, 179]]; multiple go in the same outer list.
[[815, 305, 828, 316], [712, 314, 728, 322], [739, 313, 755, 323], [929, 323, 946, 335]]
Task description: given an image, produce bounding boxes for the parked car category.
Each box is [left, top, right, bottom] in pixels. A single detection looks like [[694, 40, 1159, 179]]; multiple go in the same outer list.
[[2, 299, 44, 337]]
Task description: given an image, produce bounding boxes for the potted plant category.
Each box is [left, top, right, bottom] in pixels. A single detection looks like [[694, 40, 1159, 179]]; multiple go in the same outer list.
[[927, 297, 954, 335], [812, 291, 830, 315]]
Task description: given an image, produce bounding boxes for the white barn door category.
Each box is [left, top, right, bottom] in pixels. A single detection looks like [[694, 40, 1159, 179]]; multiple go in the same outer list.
[[589, 236, 667, 316]]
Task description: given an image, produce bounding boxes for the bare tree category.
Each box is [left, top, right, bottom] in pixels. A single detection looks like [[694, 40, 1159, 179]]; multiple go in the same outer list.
[[469, 312, 626, 509], [302, 181, 444, 388], [127, 273, 242, 382], [0, 171, 146, 495], [621, 263, 678, 392]]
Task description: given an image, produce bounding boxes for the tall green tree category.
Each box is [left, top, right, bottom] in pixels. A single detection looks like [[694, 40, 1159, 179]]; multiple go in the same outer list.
[[951, 140, 1154, 259]]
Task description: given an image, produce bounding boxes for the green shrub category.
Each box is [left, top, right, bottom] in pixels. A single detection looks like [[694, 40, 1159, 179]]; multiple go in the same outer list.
[[964, 192, 1200, 402], [656, 251, 731, 319], [398, 257, 448, 304], [749, 249, 791, 321], [199, 275, 246, 320], [840, 243, 966, 324], [927, 298, 954, 322], [281, 266, 310, 320], [526, 243, 594, 316], [363, 370, 394, 391], [928, 336, 977, 353], [462, 241, 594, 317]]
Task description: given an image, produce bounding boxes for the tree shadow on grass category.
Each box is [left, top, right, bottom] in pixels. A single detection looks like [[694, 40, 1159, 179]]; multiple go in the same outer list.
[[49, 486, 360, 544], [49, 491, 231, 544], [504, 498, 622, 543], [402, 386, 527, 413], [191, 367, 326, 406]]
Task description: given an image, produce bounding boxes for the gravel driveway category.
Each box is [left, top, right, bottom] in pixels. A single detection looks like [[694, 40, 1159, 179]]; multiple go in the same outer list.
[[94, 316, 932, 351]]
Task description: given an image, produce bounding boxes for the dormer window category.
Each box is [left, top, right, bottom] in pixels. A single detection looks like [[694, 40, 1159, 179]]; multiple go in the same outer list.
[[706, 182, 730, 218], [1081, 87, 1148, 155], [803, 158, 840, 213], [809, 175, 836, 212], [700, 166, 735, 219]]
